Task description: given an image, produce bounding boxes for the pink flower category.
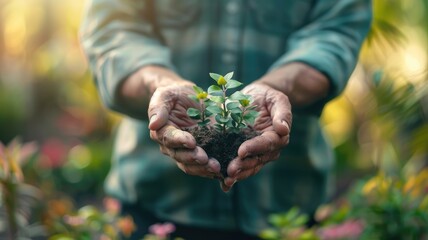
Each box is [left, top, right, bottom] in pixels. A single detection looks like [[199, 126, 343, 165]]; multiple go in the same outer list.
[[63, 215, 85, 226], [117, 216, 136, 237], [40, 138, 67, 168], [103, 197, 121, 215], [149, 222, 176, 238], [318, 219, 364, 240]]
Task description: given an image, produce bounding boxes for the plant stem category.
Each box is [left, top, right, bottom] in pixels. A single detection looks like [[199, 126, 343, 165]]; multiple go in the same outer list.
[[222, 85, 227, 134], [2, 181, 18, 240], [200, 101, 205, 122], [240, 107, 247, 126]]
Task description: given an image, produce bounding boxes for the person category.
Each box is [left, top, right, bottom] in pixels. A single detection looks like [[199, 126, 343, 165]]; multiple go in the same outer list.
[[80, 0, 372, 239]]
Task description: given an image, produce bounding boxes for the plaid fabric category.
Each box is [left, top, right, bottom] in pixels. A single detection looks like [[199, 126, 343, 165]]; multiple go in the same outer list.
[[80, 0, 371, 235]]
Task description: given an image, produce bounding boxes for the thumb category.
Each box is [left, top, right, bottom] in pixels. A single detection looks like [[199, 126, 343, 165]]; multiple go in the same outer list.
[[270, 93, 292, 136], [148, 90, 171, 130]]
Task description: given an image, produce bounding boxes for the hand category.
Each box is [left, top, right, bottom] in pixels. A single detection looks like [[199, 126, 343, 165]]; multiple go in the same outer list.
[[148, 82, 222, 178], [220, 83, 292, 192]]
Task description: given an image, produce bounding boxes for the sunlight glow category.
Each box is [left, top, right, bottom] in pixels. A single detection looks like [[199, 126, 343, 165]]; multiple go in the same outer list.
[[4, 10, 26, 56], [402, 44, 427, 83]]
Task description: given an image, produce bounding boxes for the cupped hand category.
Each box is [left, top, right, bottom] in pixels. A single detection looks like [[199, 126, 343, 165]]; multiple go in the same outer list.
[[148, 83, 221, 178], [220, 83, 292, 192]]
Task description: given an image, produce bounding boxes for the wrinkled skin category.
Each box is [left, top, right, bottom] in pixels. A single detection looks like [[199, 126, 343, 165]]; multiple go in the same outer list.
[[148, 81, 292, 192], [220, 83, 292, 192], [148, 84, 222, 179]]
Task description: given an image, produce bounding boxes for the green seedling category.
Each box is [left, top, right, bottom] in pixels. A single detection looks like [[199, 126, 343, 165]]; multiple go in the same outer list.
[[187, 72, 258, 134]]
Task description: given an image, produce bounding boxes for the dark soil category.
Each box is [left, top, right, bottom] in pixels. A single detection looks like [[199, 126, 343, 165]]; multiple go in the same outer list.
[[186, 126, 260, 177]]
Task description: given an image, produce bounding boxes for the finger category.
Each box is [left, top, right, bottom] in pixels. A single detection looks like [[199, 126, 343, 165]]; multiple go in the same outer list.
[[227, 151, 280, 178], [220, 181, 230, 192], [222, 143, 281, 190], [220, 179, 236, 192], [269, 92, 292, 136], [207, 158, 221, 174], [160, 145, 208, 165], [176, 162, 213, 177], [176, 159, 221, 177], [150, 125, 196, 149], [225, 164, 263, 185], [148, 89, 173, 130], [238, 131, 288, 158], [224, 162, 264, 187], [227, 157, 258, 177]]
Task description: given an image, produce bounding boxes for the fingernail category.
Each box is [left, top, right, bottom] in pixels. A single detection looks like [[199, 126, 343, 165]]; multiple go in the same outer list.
[[228, 180, 237, 188], [149, 114, 158, 125], [282, 120, 290, 131], [220, 182, 230, 193], [226, 178, 237, 187]]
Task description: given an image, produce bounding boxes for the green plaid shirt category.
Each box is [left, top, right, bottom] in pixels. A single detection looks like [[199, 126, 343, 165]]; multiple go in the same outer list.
[[80, 0, 371, 235]]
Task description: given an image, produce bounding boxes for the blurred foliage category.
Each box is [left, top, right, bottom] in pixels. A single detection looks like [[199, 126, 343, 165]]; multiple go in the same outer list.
[[260, 168, 428, 240], [260, 207, 318, 240], [349, 171, 428, 239], [321, 0, 428, 187], [47, 202, 136, 240], [0, 139, 44, 239], [0, 0, 427, 238], [0, 0, 119, 203]]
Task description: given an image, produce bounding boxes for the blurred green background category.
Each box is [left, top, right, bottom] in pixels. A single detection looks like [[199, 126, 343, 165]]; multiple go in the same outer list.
[[0, 0, 427, 211]]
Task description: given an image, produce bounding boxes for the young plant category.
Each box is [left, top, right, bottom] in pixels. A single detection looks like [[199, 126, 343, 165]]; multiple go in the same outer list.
[[187, 72, 258, 134], [186, 86, 212, 127]]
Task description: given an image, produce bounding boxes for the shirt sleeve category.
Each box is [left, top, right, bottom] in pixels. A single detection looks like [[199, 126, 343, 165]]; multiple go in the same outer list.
[[79, 0, 175, 112], [269, 0, 372, 114]]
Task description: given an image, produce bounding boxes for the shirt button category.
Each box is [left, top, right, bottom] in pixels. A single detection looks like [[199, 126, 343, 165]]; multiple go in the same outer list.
[[226, 2, 240, 14]]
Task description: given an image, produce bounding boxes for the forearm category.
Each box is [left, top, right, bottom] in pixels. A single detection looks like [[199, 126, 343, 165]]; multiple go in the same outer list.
[[256, 62, 330, 108], [117, 65, 193, 120], [260, 0, 371, 112]]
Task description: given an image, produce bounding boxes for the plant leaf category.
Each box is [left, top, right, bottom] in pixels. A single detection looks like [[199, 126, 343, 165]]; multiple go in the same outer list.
[[245, 110, 259, 118], [284, 207, 300, 223], [293, 215, 309, 227], [205, 110, 213, 117], [188, 95, 199, 102], [210, 96, 225, 103], [243, 110, 258, 125], [230, 108, 242, 114], [226, 79, 242, 89], [226, 102, 240, 110], [198, 119, 211, 126], [259, 228, 280, 240], [187, 108, 201, 119], [208, 85, 223, 96], [206, 105, 223, 114], [224, 72, 234, 81], [268, 214, 287, 227], [204, 99, 215, 106], [193, 85, 204, 94], [231, 113, 241, 123], [209, 73, 222, 81], [215, 114, 229, 123], [229, 91, 248, 101]]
